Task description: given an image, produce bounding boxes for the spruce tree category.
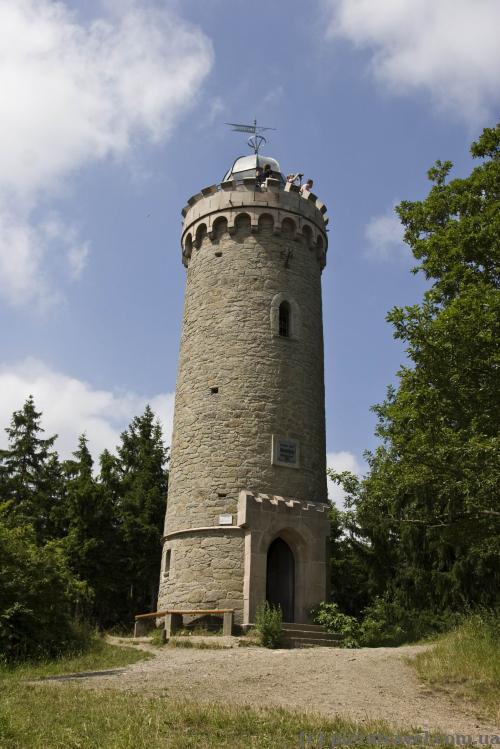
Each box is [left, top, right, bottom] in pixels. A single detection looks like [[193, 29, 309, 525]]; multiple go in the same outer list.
[[63, 435, 122, 626], [116, 406, 169, 617], [0, 396, 62, 543]]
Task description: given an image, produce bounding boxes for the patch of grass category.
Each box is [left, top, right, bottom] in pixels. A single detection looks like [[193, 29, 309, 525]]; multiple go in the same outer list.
[[0, 636, 151, 682], [0, 679, 432, 749], [411, 613, 500, 722], [167, 638, 224, 649], [236, 636, 260, 648], [149, 627, 166, 647], [174, 627, 223, 637]]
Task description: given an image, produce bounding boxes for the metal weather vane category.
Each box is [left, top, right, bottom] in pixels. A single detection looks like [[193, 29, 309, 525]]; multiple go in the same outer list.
[[226, 119, 276, 154]]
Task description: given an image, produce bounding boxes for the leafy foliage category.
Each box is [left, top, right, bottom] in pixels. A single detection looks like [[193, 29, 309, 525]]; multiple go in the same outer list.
[[326, 124, 500, 640], [254, 602, 283, 648], [311, 602, 360, 648], [0, 510, 90, 663], [0, 397, 169, 662]]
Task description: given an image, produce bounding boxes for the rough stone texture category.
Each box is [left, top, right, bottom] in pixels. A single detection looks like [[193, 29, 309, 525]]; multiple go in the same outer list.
[[238, 492, 330, 623], [160, 531, 244, 618], [158, 179, 329, 624]]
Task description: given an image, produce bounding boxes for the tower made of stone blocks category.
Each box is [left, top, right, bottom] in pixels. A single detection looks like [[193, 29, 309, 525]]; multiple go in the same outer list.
[[158, 154, 331, 625]]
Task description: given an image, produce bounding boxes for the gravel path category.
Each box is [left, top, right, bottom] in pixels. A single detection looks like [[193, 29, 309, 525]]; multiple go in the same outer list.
[[57, 639, 498, 735]]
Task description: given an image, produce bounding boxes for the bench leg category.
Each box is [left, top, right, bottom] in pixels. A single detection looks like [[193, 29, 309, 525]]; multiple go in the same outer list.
[[165, 613, 183, 639], [223, 611, 233, 636]]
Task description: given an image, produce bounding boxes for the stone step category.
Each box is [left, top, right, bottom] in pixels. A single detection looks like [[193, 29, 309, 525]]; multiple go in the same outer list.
[[281, 622, 326, 632], [281, 623, 343, 648]]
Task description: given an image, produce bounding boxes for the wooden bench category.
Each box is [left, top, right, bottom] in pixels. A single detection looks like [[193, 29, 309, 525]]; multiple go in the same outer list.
[[134, 608, 235, 638]]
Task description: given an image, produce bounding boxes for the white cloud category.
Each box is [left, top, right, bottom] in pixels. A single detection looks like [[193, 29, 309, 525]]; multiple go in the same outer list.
[[0, 0, 213, 309], [364, 206, 408, 262], [66, 243, 89, 280], [0, 210, 90, 308], [0, 358, 174, 461], [322, 0, 500, 123], [259, 85, 285, 109], [327, 450, 364, 509], [42, 216, 90, 280], [0, 210, 51, 309]]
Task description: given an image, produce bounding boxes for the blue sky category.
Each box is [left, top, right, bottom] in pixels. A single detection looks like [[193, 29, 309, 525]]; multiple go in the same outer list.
[[1, 0, 498, 503]]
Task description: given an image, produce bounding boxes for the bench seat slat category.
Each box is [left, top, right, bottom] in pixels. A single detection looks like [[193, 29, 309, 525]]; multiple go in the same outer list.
[[135, 608, 234, 621]]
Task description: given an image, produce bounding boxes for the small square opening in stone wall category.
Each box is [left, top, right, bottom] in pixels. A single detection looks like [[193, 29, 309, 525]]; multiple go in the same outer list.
[[163, 549, 171, 578], [272, 435, 300, 469]]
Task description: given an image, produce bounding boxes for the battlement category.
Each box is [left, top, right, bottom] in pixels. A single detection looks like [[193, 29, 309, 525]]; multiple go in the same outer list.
[[181, 178, 329, 270], [237, 490, 330, 525]]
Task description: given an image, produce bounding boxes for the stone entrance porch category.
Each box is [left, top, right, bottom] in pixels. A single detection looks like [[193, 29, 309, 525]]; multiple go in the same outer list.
[[237, 490, 330, 625]]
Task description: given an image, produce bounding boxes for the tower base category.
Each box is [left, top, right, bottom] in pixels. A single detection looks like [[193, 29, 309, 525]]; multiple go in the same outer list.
[[158, 490, 330, 626]]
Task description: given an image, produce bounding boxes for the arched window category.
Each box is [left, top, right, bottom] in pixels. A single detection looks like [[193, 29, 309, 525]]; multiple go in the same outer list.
[[212, 216, 228, 240], [281, 217, 296, 238], [270, 293, 301, 339], [278, 301, 291, 337], [195, 223, 207, 248], [234, 212, 251, 236], [302, 224, 313, 248]]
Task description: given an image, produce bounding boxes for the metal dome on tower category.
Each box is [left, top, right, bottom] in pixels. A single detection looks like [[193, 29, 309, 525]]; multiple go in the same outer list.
[[223, 119, 283, 183]]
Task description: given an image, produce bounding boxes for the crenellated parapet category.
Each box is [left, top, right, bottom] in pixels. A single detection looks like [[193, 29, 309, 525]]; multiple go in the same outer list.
[[237, 490, 330, 524], [180, 178, 329, 270]]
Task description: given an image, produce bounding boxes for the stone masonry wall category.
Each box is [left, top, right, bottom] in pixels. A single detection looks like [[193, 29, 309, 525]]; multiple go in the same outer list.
[[158, 531, 244, 620], [158, 182, 329, 617]]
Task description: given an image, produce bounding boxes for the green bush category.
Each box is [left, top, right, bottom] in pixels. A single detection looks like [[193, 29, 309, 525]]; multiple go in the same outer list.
[[311, 602, 360, 648], [359, 597, 460, 647], [254, 602, 283, 648], [0, 517, 91, 663], [312, 599, 462, 648]]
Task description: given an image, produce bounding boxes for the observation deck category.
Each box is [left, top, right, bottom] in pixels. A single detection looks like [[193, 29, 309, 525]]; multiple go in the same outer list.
[[180, 154, 329, 270]]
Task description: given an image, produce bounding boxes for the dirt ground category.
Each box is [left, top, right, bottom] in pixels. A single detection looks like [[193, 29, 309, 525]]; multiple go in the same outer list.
[[46, 638, 498, 735]]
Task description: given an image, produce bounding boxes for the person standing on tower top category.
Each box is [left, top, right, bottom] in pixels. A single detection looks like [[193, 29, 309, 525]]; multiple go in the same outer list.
[[300, 178, 314, 195], [287, 172, 303, 186]]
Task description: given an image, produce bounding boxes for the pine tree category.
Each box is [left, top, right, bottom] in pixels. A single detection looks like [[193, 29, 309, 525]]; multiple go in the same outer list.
[[116, 406, 169, 617], [0, 396, 63, 543], [63, 435, 122, 626]]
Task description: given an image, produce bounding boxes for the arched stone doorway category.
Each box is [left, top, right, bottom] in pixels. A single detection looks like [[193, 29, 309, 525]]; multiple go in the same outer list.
[[266, 537, 295, 622]]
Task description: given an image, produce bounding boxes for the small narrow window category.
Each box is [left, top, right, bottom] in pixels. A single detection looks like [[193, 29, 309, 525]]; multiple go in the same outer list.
[[164, 549, 171, 578], [278, 301, 291, 337], [210, 386, 219, 394]]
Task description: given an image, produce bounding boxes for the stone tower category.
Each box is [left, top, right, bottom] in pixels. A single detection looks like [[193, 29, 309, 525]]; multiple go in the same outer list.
[[158, 152, 331, 625]]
